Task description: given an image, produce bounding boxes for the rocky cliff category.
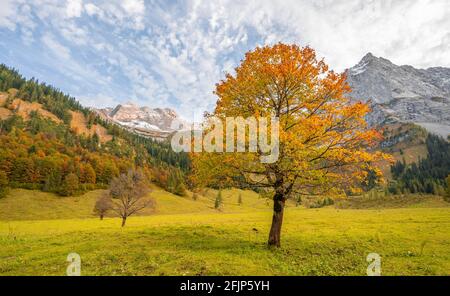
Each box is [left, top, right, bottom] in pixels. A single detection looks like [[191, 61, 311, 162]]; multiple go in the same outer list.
[[346, 53, 450, 138]]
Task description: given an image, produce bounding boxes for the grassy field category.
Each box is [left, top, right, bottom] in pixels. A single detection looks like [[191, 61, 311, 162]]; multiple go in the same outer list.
[[0, 187, 276, 221], [0, 189, 449, 275]]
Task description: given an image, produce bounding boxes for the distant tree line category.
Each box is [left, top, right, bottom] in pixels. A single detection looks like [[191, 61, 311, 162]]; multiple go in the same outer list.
[[0, 113, 132, 195], [389, 134, 450, 195]]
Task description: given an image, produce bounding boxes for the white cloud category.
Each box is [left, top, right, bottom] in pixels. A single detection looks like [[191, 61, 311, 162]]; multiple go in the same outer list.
[[89, 0, 450, 117], [0, 0, 16, 30], [121, 0, 145, 30], [66, 0, 84, 18], [240, 0, 450, 71], [121, 0, 144, 16], [173, 0, 450, 72], [84, 3, 102, 16], [77, 93, 118, 108], [59, 22, 88, 45], [1, 0, 449, 118], [0, 1, 36, 43], [83, 1, 146, 30], [42, 33, 71, 60]]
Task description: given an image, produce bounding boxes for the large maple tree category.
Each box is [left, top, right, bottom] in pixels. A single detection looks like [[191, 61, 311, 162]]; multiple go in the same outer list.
[[192, 43, 391, 247]]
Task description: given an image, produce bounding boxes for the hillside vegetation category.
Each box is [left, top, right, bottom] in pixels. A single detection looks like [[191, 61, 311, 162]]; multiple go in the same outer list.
[[389, 134, 450, 195], [0, 64, 190, 198]]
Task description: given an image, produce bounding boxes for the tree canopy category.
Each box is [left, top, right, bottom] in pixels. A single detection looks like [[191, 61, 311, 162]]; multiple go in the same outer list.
[[192, 43, 391, 247]]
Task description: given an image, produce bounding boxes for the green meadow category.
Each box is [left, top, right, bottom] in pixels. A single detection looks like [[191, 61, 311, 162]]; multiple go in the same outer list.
[[0, 188, 449, 275]]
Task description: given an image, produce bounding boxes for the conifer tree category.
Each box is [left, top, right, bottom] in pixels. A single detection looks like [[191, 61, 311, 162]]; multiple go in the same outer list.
[[0, 171, 9, 198], [215, 190, 223, 209], [59, 173, 79, 196]]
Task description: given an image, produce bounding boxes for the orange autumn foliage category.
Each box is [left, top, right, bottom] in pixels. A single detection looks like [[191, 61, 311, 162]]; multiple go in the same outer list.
[[191, 43, 392, 246]]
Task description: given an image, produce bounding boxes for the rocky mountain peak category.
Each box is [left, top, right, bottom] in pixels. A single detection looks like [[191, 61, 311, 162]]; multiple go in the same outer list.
[[346, 54, 450, 138], [361, 52, 375, 61], [94, 102, 190, 139]]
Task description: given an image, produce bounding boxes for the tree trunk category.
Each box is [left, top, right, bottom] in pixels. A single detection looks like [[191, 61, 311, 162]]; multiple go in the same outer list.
[[268, 194, 285, 247], [121, 217, 127, 227], [100, 214, 104, 220]]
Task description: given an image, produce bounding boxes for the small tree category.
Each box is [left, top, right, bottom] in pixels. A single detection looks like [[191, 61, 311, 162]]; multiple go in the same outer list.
[[167, 169, 187, 196], [84, 164, 96, 184], [238, 193, 243, 205], [43, 170, 62, 193], [0, 171, 9, 198], [192, 192, 199, 201], [295, 195, 302, 207], [215, 190, 223, 209], [108, 169, 154, 227], [174, 181, 187, 196], [59, 173, 79, 196], [445, 175, 450, 202], [94, 194, 112, 220]]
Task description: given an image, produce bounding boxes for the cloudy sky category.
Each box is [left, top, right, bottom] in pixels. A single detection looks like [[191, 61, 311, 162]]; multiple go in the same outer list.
[[0, 0, 449, 120]]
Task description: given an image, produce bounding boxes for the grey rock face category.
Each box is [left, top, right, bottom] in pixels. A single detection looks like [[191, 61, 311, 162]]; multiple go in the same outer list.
[[346, 53, 450, 138]]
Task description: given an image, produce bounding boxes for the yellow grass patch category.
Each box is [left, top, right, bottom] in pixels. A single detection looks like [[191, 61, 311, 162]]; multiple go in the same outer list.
[[9, 98, 62, 123], [69, 110, 112, 143], [0, 188, 272, 221], [0, 200, 449, 275], [392, 144, 428, 164]]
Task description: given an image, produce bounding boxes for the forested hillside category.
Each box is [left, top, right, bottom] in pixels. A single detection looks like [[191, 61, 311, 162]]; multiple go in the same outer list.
[[389, 134, 450, 195], [0, 64, 189, 197]]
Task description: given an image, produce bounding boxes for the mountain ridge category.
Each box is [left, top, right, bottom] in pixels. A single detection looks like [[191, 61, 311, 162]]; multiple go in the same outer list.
[[94, 54, 450, 140], [95, 103, 190, 140], [346, 53, 450, 138]]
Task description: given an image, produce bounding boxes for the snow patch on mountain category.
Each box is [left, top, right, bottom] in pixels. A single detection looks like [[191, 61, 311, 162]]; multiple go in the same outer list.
[[350, 60, 369, 76], [117, 120, 162, 131]]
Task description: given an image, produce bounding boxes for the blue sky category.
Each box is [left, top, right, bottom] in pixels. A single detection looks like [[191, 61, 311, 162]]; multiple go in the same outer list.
[[1, 0, 449, 121]]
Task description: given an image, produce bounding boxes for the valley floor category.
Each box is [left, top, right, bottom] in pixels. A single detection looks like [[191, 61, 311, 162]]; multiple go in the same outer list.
[[0, 189, 449, 275]]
